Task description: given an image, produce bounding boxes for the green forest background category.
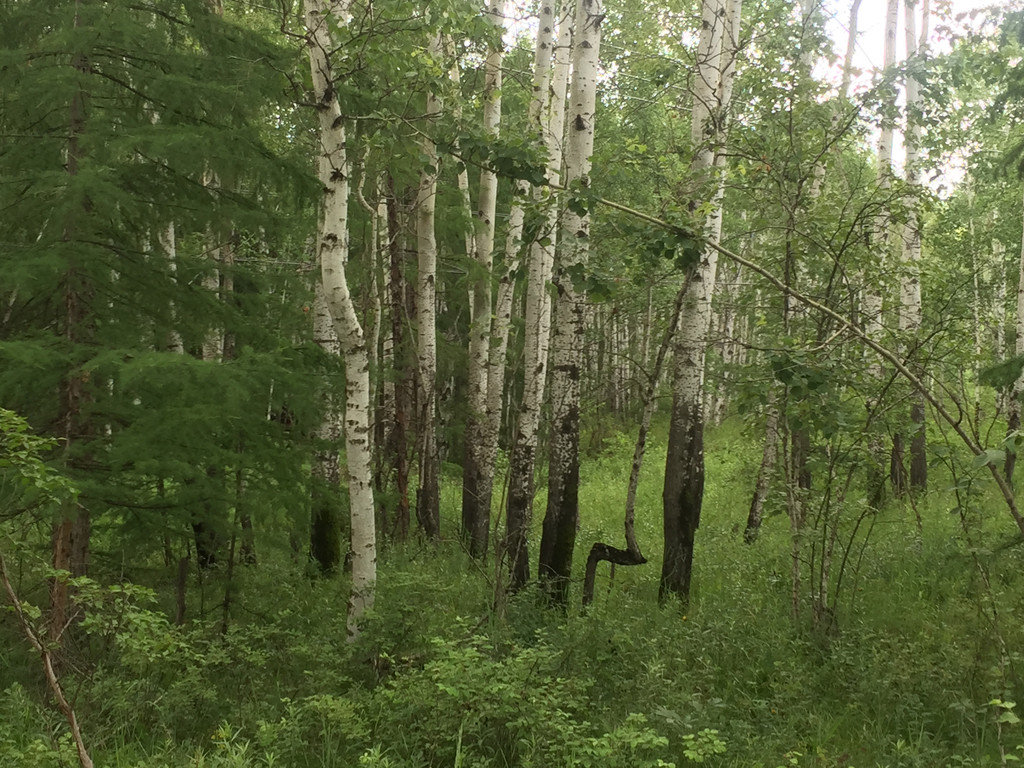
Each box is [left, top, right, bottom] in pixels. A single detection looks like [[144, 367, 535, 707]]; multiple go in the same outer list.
[[4, 0, 1024, 765]]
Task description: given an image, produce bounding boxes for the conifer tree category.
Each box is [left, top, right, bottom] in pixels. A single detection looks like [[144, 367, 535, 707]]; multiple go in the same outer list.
[[0, 0, 310, 624]]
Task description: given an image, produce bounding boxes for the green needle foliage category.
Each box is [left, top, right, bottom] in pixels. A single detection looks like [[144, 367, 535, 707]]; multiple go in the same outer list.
[[0, 0, 322, 564]]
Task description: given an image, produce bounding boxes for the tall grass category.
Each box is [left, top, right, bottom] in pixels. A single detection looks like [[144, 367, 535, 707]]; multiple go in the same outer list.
[[3, 417, 1023, 767]]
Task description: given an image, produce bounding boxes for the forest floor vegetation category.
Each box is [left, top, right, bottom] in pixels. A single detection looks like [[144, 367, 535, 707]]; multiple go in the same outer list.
[[3, 418, 1024, 767]]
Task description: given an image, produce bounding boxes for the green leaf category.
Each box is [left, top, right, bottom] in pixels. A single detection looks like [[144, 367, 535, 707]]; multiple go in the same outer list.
[[979, 355, 1024, 390], [972, 449, 1005, 469]]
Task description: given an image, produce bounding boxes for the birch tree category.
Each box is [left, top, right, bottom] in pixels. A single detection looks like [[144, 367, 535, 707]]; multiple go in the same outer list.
[[538, 0, 602, 605], [303, 0, 376, 637], [864, 0, 899, 508], [1009, 187, 1024, 484], [895, 0, 928, 493], [661, 0, 741, 603], [506, 0, 571, 590], [415, 34, 443, 542], [311, 284, 344, 573], [462, 0, 506, 558]]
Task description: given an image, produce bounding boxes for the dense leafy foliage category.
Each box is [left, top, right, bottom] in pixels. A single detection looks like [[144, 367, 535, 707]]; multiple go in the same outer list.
[[4, 0, 1024, 765]]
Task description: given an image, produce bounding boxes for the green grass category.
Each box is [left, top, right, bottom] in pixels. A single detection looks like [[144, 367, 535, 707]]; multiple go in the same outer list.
[[3, 416, 1024, 767]]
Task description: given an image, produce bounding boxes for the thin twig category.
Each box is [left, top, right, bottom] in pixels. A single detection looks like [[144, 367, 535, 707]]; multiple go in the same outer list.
[[0, 549, 94, 768]]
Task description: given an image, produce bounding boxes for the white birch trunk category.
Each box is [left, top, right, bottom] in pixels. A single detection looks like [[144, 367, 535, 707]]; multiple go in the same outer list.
[[303, 0, 376, 638], [900, 0, 927, 492], [379, 199, 395, 451], [463, 0, 506, 557], [483, 195, 525, 495], [993, 239, 1007, 360], [862, 0, 898, 509], [840, 0, 864, 97], [539, 0, 602, 604], [865, 0, 899, 353], [505, 0, 571, 589], [1008, 187, 1024, 483], [415, 34, 443, 540], [661, 0, 740, 601], [159, 222, 185, 355]]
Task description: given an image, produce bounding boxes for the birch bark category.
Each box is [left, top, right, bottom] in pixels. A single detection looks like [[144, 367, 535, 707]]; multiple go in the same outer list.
[[311, 284, 344, 573], [538, 0, 603, 606], [1008, 187, 1024, 484], [840, 0, 864, 97], [660, 0, 741, 603], [864, 0, 898, 508], [505, 0, 571, 590], [462, 0, 506, 558], [415, 34, 443, 541], [303, 0, 376, 638], [898, 0, 927, 492]]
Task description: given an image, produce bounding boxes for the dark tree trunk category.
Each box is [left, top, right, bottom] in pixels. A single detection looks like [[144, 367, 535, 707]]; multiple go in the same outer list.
[[385, 178, 412, 540], [239, 512, 256, 565], [461, 434, 489, 557], [792, 426, 811, 491], [538, 400, 580, 606], [660, 396, 704, 604], [310, 491, 342, 574], [744, 401, 779, 544], [909, 397, 927, 490], [416, 423, 441, 541], [582, 544, 646, 605], [1006, 403, 1020, 485], [890, 431, 907, 497], [505, 439, 535, 591], [192, 465, 223, 570], [52, 45, 92, 634], [192, 520, 219, 570], [538, 285, 584, 607]]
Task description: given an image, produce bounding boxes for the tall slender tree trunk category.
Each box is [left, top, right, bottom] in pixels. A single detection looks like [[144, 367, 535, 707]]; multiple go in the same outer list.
[[661, 0, 741, 604], [864, 0, 898, 509], [303, 0, 377, 639], [415, 35, 442, 542], [505, 0, 571, 591], [1008, 186, 1024, 484], [52, 13, 92, 635], [462, 0, 506, 558], [582, 282, 690, 606], [385, 177, 412, 539], [895, 0, 927, 494], [538, 0, 603, 606], [745, 393, 780, 543], [311, 284, 344, 573], [840, 0, 864, 97], [992, 238, 1008, 416]]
